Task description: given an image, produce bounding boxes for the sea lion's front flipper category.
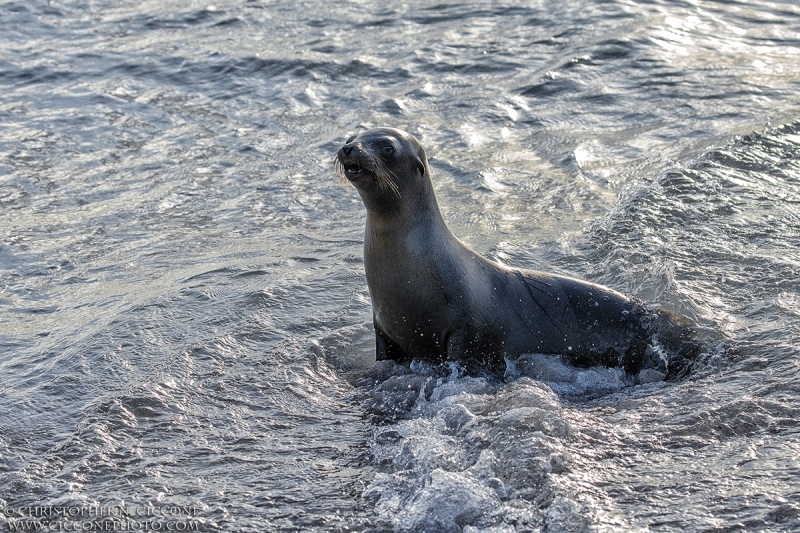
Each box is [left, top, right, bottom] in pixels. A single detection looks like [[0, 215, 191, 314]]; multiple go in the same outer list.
[[375, 320, 410, 363]]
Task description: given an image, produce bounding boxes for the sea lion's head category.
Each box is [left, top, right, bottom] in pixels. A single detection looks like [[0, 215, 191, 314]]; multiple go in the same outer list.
[[335, 128, 431, 213]]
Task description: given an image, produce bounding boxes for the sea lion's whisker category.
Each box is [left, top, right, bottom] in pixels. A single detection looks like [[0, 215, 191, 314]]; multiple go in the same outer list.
[[382, 169, 402, 199], [333, 158, 351, 187], [368, 159, 402, 200]]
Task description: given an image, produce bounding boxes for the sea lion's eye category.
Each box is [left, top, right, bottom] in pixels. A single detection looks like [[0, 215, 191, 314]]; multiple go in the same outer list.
[[381, 145, 395, 156], [346, 134, 357, 143]]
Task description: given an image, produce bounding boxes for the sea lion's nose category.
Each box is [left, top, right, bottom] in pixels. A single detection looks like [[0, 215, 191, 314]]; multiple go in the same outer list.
[[342, 144, 354, 156]]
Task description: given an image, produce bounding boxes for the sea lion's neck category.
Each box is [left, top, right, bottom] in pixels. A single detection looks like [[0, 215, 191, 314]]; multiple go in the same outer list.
[[364, 191, 453, 246], [363, 193, 465, 322]]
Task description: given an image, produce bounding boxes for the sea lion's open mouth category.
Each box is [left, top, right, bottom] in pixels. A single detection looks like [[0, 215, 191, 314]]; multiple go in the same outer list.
[[343, 161, 364, 176], [335, 153, 373, 182]]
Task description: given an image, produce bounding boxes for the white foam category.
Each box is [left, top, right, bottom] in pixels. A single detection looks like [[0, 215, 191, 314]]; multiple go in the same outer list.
[[364, 371, 633, 531], [508, 353, 636, 396]]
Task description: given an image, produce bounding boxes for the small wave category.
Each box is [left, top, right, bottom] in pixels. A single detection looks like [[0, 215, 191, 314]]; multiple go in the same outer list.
[[588, 120, 800, 328], [140, 6, 228, 30]]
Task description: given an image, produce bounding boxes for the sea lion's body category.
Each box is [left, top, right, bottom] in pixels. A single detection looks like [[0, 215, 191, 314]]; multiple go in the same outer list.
[[336, 127, 699, 377]]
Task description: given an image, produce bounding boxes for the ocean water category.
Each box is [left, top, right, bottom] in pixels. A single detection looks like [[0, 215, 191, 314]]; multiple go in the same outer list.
[[1, 0, 799, 531]]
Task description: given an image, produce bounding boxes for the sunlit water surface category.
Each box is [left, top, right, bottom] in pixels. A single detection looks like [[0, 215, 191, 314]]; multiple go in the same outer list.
[[2, 0, 800, 531]]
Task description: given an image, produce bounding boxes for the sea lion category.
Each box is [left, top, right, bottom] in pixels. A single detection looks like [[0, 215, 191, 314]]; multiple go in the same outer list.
[[335, 127, 701, 378]]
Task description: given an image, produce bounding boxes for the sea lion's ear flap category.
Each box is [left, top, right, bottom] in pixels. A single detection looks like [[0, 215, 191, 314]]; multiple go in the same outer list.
[[414, 144, 428, 178], [414, 156, 426, 178]]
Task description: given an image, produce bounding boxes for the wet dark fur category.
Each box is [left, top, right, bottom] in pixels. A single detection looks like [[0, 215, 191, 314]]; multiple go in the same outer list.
[[337, 127, 704, 379]]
